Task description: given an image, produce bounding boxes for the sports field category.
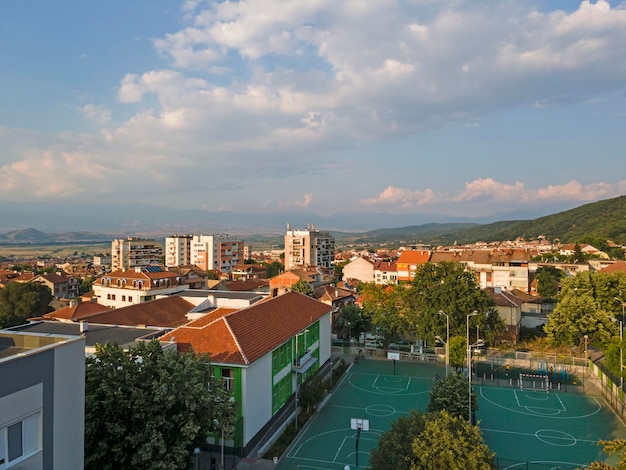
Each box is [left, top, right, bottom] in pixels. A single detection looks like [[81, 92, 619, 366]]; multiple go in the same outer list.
[[277, 357, 626, 470]]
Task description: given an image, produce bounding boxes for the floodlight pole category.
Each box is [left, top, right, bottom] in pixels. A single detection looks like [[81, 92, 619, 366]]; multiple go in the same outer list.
[[439, 311, 449, 377], [467, 311, 478, 424]]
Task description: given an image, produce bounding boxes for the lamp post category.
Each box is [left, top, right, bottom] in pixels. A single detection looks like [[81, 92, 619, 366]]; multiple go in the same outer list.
[[213, 419, 224, 470], [583, 334, 589, 393], [467, 311, 478, 424], [439, 311, 449, 377]]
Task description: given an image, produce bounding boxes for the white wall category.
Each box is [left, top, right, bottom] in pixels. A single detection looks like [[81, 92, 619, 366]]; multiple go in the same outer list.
[[241, 354, 273, 446]]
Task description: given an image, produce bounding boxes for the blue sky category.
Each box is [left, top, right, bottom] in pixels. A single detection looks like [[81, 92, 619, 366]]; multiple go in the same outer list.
[[1, 0, 625, 224]]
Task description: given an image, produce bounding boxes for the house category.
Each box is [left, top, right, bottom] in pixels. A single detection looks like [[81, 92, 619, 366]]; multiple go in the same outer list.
[[0, 329, 85, 468], [214, 278, 270, 293], [92, 266, 189, 308], [159, 291, 333, 455], [167, 265, 209, 289], [30, 272, 79, 299], [230, 263, 267, 281], [395, 250, 430, 282], [341, 257, 374, 284], [484, 287, 523, 345], [373, 260, 398, 285], [38, 298, 110, 322], [268, 267, 331, 297]]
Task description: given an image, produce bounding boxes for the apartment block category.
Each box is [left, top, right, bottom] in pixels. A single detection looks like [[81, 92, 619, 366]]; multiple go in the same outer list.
[[111, 237, 163, 271], [165, 234, 194, 267], [189, 234, 244, 273], [284, 224, 335, 271]]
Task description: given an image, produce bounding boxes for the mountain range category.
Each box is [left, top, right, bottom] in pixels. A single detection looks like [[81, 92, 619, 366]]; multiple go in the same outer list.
[[0, 195, 624, 247]]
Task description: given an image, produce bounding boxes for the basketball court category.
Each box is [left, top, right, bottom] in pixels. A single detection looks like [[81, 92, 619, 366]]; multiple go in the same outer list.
[[276, 356, 626, 469]]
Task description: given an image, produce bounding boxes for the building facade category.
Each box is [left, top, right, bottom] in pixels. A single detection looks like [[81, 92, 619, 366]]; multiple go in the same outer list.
[[284, 224, 335, 272], [165, 234, 194, 267], [111, 237, 163, 271], [166, 234, 244, 273], [0, 330, 85, 469]]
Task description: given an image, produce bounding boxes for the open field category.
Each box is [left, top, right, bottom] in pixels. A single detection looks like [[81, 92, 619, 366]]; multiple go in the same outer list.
[[0, 243, 111, 261]]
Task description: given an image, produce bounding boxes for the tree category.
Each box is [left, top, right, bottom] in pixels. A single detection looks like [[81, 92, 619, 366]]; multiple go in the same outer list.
[[449, 336, 469, 371], [337, 303, 370, 343], [535, 265, 564, 301], [411, 410, 495, 469], [265, 261, 283, 278], [291, 279, 314, 297], [369, 410, 427, 470], [79, 275, 95, 295], [427, 371, 476, 419], [85, 340, 235, 470], [588, 439, 626, 469], [544, 271, 626, 351], [0, 281, 53, 328], [407, 262, 503, 346], [206, 270, 219, 280], [360, 283, 414, 351]]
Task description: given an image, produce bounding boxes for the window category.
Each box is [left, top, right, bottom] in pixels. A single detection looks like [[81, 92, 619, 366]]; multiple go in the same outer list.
[[0, 413, 41, 467], [122, 296, 126, 302], [221, 368, 234, 392]]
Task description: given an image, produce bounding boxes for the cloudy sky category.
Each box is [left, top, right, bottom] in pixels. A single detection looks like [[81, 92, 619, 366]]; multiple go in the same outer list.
[[1, 0, 625, 223]]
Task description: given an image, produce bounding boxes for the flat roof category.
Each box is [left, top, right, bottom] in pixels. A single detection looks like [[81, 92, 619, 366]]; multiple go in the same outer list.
[[0, 329, 84, 362], [8, 321, 166, 348]]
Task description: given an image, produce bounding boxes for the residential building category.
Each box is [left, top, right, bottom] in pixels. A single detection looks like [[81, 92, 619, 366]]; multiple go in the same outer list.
[[111, 237, 163, 271], [167, 265, 209, 289], [396, 250, 430, 282], [342, 257, 375, 284], [165, 234, 194, 267], [231, 263, 267, 281], [0, 329, 85, 469], [373, 260, 398, 285], [30, 272, 78, 299], [284, 224, 335, 272], [183, 234, 245, 273], [159, 291, 333, 455], [269, 267, 332, 297], [92, 266, 189, 308]]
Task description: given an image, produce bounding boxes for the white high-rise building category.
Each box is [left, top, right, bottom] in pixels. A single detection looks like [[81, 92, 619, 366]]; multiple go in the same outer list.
[[284, 224, 335, 271], [111, 237, 163, 271], [165, 234, 194, 267], [166, 234, 244, 273]]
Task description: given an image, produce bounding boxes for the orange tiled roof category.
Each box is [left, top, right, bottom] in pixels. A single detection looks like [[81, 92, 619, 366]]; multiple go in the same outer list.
[[42, 301, 110, 321], [396, 250, 431, 264], [602, 261, 626, 274], [161, 291, 331, 365], [79, 296, 196, 328]]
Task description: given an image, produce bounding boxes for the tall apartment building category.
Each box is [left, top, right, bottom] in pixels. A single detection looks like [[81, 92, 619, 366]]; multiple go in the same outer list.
[[284, 224, 335, 272], [165, 234, 194, 267], [166, 234, 244, 273], [111, 237, 163, 271]]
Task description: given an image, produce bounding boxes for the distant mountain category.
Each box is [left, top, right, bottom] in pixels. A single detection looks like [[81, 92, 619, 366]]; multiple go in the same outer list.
[[0, 196, 623, 247], [0, 228, 114, 244]]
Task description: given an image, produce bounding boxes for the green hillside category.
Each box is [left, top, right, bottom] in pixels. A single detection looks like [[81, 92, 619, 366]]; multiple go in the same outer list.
[[444, 195, 626, 245]]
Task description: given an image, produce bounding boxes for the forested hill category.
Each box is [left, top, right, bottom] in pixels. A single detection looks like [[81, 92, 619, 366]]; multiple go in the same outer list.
[[339, 195, 626, 246], [445, 195, 626, 245]]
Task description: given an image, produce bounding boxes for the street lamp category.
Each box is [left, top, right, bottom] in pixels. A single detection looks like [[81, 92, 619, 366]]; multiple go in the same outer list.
[[439, 311, 449, 377], [467, 311, 478, 424], [213, 419, 224, 470]]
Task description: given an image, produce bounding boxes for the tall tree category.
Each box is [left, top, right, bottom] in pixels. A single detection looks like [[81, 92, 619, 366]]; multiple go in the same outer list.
[[0, 281, 52, 328], [407, 262, 503, 346], [544, 271, 626, 351], [85, 340, 235, 470], [369, 410, 427, 470], [337, 303, 370, 343], [535, 265, 564, 301], [411, 410, 495, 469], [427, 372, 476, 420], [360, 283, 414, 351]]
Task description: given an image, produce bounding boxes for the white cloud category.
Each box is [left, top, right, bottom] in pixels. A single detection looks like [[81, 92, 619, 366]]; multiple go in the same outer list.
[[361, 179, 626, 211], [277, 193, 314, 209], [78, 104, 111, 125]]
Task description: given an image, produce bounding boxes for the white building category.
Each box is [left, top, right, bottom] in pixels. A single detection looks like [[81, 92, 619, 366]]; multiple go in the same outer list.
[[93, 266, 189, 308], [284, 224, 335, 272], [166, 234, 244, 273], [342, 257, 375, 283], [111, 237, 163, 271]]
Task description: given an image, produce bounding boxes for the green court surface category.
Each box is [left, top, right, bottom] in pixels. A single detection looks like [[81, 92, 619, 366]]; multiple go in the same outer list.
[[276, 357, 626, 470]]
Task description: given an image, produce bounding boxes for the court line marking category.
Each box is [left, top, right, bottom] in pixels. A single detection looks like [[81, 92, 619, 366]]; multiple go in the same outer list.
[[480, 427, 600, 445], [480, 387, 602, 419]]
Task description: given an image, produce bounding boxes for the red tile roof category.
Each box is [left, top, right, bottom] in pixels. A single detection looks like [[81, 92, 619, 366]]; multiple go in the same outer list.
[[42, 301, 110, 321], [161, 291, 331, 365], [397, 250, 431, 264], [78, 296, 196, 328]]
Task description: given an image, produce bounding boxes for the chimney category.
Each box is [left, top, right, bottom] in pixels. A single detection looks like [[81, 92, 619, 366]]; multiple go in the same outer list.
[[80, 321, 88, 333]]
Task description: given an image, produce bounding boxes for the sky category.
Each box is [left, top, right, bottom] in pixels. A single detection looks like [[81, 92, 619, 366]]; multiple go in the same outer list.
[[1, 0, 626, 224]]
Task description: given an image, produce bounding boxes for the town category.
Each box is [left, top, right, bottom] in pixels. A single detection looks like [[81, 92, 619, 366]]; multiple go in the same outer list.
[[1, 219, 626, 469]]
